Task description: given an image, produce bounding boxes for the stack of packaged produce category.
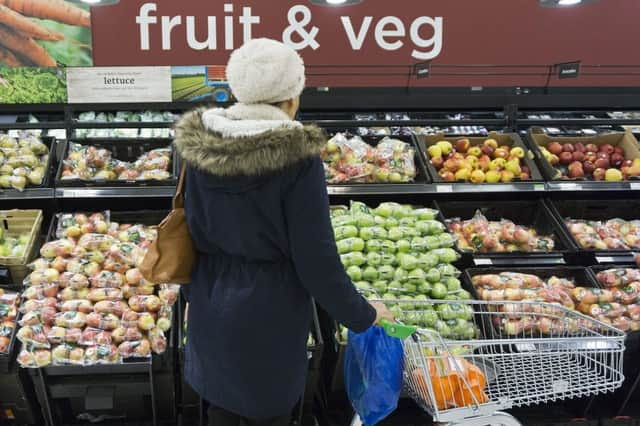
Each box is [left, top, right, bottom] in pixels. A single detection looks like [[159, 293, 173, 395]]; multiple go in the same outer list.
[[60, 143, 172, 182], [0, 133, 50, 191], [322, 134, 417, 184], [0, 289, 19, 353], [565, 218, 640, 250], [331, 202, 477, 340], [471, 270, 639, 334], [15, 212, 179, 368]]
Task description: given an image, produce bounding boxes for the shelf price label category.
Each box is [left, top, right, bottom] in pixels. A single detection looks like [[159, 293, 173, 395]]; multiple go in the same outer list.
[[436, 185, 453, 193], [630, 182, 640, 190], [557, 183, 581, 191], [474, 258, 493, 266]]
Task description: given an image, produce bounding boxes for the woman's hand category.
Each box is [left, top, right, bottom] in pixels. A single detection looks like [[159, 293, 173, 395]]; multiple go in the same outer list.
[[370, 301, 394, 325]]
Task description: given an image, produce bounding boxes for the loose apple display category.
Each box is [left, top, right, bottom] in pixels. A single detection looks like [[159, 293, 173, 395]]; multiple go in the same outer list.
[[60, 143, 172, 182], [16, 211, 179, 367], [0, 289, 19, 354], [448, 210, 555, 253], [0, 133, 50, 191], [321, 133, 417, 183], [538, 140, 640, 181], [426, 138, 532, 183], [565, 218, 640, 250], [332, 201, 477, 340], [471, 271, 637, 334]]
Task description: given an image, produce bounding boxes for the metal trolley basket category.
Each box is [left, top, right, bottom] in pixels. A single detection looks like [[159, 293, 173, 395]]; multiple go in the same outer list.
[[353, 300, 625, 426]]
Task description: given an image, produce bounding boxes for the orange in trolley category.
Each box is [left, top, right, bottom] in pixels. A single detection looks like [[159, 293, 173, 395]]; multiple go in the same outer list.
[[412, 357, 488, 410]]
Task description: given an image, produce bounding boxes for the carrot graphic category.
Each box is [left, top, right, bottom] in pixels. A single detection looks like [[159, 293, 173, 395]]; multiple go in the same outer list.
[[0, 45, 24, 66], [0, 4, 64, 41], [0, 24, 55, 66], [0, 0, 90, 27]]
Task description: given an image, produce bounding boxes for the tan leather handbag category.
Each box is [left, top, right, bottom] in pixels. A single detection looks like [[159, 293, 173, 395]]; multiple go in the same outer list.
[[139, 164, 195, 284]]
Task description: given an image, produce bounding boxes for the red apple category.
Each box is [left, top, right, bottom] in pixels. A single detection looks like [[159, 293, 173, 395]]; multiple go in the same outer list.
[[593, 168, 606, 181], [568, 164, 585, 179], [572, 152, 585, 162], [583, 161, 596, 174], [431, 156, 444, 169], [559, 152, 573, 165], [574, 143, 586, 153], [563, 144, 575, 153], [585, 144, 598, 153], [611, 153, 625, 168], [599, 144, 615, 155], [480, 145, 495, 157], [614, 146, 625, 156], [595, 158, 610, 170], [623, 159, 634, 168], [547, 142, 563, 155], [585, 152, 597, 163], [440, 171, 455, 182], [455, 139, 470, 154]]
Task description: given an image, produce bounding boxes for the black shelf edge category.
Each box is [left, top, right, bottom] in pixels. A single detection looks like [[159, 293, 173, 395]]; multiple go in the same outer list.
[[0, 122, 66, 130], [40, 360, 152, 376], [55, 186, 176, 198], [0, 188, 55, 200], [519, 118, 640, 126], [73, 121, 176, 129], [305, 119, 506, 128], [547, 181, 640, 192]]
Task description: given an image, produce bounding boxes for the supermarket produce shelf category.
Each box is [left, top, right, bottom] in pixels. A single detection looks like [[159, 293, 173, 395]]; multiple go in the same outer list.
[[39, 359, 152, 376], [55, 186, 176, 198]]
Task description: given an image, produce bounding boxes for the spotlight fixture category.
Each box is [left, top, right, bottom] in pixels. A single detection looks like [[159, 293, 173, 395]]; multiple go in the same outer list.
[[309, 0, 363, 6], [68, 0, 120, 6], [540, 0, 600, 7]]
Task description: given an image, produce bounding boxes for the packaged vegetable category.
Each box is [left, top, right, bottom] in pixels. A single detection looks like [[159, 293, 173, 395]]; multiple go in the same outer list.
[[85, 312, 120, 330], [89, 271, 124, 288], [117, 339, 151, 358], [128, 295, 162, 313], [84, 344, 119, 365], [17, 347, 51, 368], [58, 288, 90, 301], [94, 301, 127, 316], [111, 327, 143, 344], [21, 298, 57, 313], [77, 233, 116, 252], [47, 327, 81, 345], [87, 288, 123, 303], [23, 283, 59, 300], [16, 325, 49, 348], [59, 299, 94, 314], [80, 328, 113, 346], [55, 211, 110, 239], [40, 239, 75, 259], [54, 311, 87, 329], [149, 327, 167, 354]]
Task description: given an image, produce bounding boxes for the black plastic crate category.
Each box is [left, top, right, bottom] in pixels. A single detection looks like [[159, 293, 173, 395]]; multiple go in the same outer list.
[[54, 139, 177, 188], [320, 129, 431, 185], [525, 128, 640, 182], [547, 199, 640, 264], [0, 366, 43, 425], [463, 266, 600, 339], [434, 199, 571, 265], [415, 132, 544, 183]]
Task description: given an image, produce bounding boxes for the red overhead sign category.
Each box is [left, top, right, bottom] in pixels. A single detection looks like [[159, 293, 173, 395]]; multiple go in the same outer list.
[[86, 0, 640, 87]]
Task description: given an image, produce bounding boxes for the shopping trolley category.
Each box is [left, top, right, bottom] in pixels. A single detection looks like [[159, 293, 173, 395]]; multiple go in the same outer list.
[[350, 300, 626, 426]]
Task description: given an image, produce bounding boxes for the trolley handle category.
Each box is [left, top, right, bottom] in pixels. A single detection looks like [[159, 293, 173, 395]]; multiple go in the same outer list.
[[379, 319, 417, 339]]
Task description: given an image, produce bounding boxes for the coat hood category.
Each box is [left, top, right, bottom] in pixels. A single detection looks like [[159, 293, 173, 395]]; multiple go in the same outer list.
[[173, 103, 326, 177]]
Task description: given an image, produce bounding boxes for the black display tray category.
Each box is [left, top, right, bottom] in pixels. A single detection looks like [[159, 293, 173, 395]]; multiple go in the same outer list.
[[0, 285, 22, 374], [463, 266, 601, 340], [54, 139, 178, 188], [525, 128, 640, 183], [434, 199, 571, 266], [320, 130, 431, 185], [547, 199, 640, 265], [415, 132, 544, 184]]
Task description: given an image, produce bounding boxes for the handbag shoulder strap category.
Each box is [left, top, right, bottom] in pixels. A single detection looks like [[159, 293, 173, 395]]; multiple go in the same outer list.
[[174, 162, 187, 209]]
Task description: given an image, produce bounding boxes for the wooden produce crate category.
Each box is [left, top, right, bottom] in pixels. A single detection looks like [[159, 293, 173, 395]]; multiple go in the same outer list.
[[0, 210, 43, 285]]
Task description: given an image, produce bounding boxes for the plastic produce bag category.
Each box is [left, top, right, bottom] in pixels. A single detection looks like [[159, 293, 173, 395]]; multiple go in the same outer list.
[[344, 326, 403, 426]]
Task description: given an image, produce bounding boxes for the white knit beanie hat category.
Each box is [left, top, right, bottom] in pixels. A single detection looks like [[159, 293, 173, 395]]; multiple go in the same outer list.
[[226, 38, 306, 105]]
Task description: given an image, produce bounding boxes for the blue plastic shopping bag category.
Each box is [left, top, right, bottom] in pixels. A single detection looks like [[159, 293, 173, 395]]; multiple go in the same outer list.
[[344, 326, 404, 426]]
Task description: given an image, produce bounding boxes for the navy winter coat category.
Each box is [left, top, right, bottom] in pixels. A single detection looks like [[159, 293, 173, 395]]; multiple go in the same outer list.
[[173, 104, 375, 419]]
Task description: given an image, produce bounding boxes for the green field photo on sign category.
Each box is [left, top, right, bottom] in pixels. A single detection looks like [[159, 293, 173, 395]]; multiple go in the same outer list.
[[0, 1, 92, 67], [0, 67, 67, 103], [172, 66, 231, 102]]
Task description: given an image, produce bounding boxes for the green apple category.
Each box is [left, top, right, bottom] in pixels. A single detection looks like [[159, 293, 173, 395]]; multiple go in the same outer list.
[[341, 252, 366, 267], [437, 263, 459, 277], [372, 280, 388, 294], [413, 208, 438, 220], [438, 233, 456, 248], [332, 215, 357, 228], [336, 237, 365, 254], [425, 236, 440, 251], [387, 227, 404, 241], [366, 252, 382, 266], [392, 205, 412, 219], [350, 201, 370, 215], [399, 226, 418, 238], [384, 217, 399, 229], [374, 203, 395, 218], [410, 237, 428, 251], [415, 221, 431, 235], [355, 213, 375, 228], [399, 254, 418, 270], [402, 282, 417, 295], [370, 227, 388, 239], [331, 207, 348, 217], [434, 320, 452, 338], [431, 283, 448, 300], [379, 253, 396, 266], [418, 282, 433, 295], [399, 217, 417, 227], [379, 240, 396, 253], [425, 268, 441, 284], [366, 239, 382, 252], [456, 289, 472, 300], [421, 310, 439, 327], [407, 268, 426, 283], [445, 277, 462, 292], [378, 265, 395, 280], [433, 248, 459, 264], [394, 268, 408, 282], [354, 281, 372, 292], [437, 303, 457, 320], [335, 225, 358, 240], [417, 253, 439, 270], [18, 233, 29, 245], [363, 266, 379, 281], [346, 265, 362, 281], [396, 239, 411, 253]]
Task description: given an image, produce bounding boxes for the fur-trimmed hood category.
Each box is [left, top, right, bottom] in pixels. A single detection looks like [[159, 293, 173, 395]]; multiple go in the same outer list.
[[173, 103, 326, 177]]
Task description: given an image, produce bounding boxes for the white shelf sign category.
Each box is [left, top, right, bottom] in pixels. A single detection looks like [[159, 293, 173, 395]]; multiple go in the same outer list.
[[67, 67, 172, 103]]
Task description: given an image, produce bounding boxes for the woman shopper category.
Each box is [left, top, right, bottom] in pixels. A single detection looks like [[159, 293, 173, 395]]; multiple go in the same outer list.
[[174, 38, 393, 426]]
